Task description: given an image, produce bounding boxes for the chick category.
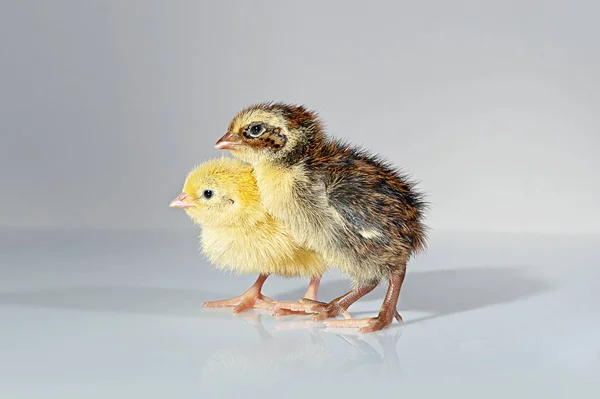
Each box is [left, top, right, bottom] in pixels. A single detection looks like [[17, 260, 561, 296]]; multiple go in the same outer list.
[[215, 103, 428, 332], [169, 157, 326, 314]]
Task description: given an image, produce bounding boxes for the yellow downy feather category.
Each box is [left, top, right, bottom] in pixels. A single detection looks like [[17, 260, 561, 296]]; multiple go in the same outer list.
[[177, 157, 326, 278]]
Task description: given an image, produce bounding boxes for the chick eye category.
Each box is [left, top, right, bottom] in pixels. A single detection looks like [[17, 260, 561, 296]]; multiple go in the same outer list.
[[248, 124, 265, 138], [202, 190, 213, 200]]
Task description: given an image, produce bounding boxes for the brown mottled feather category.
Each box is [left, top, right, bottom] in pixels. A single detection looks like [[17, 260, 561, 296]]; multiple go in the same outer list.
[[222, 102, 428, 285], [219, 102, 429, 332]]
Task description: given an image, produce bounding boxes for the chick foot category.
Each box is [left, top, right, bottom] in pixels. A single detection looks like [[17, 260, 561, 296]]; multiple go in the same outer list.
[[274, 281, 377, 321], [271, 276, 326, 316], [202, 294, 274, 314], [272, 299, 322, 316], [325, 270, 406, 333], [325, 310, 403, 333], [272, 298, 345, 317], [316, 303, 359, 321], [202, 274, 274, 314]]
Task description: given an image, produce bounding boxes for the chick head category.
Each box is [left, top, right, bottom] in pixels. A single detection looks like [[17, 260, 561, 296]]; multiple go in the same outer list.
[[215, 102, 324, 165], [169, 158, 262, 227]]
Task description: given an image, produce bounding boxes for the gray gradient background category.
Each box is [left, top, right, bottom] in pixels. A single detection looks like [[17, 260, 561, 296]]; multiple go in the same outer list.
[[2, 2, 600, 399], [0, 0, 600, 399], [2, 0, 598, 233]]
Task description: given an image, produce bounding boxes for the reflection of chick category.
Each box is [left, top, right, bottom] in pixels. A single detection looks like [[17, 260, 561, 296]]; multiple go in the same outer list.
[[200, 314, 402, 397], [215, 103, 428, 332], [200, 323, 332, 396], [169, 157, 326, 313]]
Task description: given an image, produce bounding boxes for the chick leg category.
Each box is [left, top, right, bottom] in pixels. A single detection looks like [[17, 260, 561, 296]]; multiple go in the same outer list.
[[272, 275, 326, 316], [303, 275, 322, 301], [325, 269, 406, 333], [274, 281, 378, 321], [202, 274, 274, 314]]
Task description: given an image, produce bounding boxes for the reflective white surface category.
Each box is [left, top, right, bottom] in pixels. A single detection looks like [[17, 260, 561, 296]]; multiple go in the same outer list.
[[1, 229, 599, 398]]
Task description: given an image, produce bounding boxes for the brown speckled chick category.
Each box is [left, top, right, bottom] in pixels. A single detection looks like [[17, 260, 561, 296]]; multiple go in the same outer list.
[[215, 102, 428, 333]]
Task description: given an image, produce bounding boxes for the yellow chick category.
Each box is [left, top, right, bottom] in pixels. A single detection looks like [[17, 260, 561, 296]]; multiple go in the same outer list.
[[169, 157, 326, 314]]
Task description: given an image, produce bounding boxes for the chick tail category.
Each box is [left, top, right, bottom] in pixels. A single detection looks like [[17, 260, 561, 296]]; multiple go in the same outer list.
[[402, 218, 429, 256]]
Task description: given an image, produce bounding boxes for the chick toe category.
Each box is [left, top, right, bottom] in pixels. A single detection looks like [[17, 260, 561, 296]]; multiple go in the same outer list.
[[202, 274, 275, 314], [324, 308, 402, 333], [324, 316, 393, 334], [232, 296, 274, 314]]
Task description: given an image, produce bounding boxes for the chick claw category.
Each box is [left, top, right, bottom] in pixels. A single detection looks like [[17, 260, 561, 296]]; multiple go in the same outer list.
[[202, 294, 274, 315]]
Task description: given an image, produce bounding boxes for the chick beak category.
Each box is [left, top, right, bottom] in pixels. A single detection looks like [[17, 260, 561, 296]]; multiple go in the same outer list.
[[169, 193, 195, 209], [215, 131, 240, 150]]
